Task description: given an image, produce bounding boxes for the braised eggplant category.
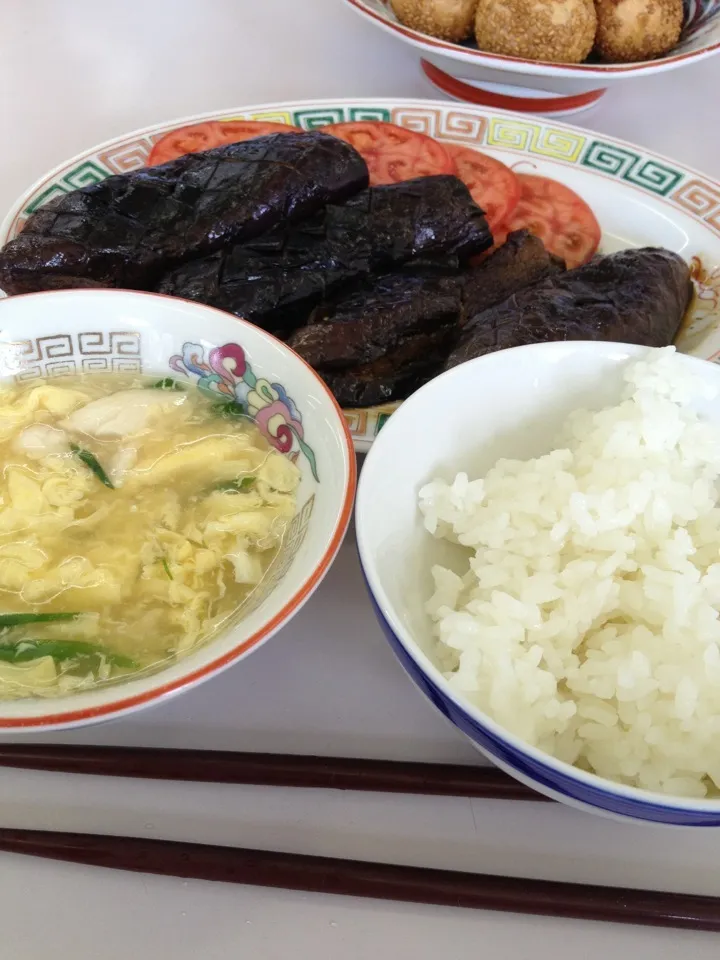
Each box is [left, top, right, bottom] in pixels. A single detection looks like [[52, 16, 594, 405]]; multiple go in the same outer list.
[[446, 247, 692, 369], [155, 176, 492, 330], [0, 132, 368, 295], [288, 231, 566, 404]]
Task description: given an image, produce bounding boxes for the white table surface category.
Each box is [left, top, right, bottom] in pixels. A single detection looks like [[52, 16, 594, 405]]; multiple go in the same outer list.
[[2, 1, 720, 956]]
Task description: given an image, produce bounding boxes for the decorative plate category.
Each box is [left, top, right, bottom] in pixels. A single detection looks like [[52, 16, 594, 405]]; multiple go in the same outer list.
[[2, 98, 720, 451], [344, 0, 720, 79]]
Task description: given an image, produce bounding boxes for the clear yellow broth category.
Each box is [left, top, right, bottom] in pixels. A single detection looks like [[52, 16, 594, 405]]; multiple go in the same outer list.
[[0, 373, 300, 699]]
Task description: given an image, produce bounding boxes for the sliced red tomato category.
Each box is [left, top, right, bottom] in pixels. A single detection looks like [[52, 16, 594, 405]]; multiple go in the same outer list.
[[147, 120, 300, 166], [322, 121, 455, 186], [445, 144, 520, 233], [500, 174, 601, 269]]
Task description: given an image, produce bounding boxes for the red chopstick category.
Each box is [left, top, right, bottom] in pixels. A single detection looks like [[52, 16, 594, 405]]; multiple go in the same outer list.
[[0, 744, 548, 800], [0, 828, 717, 932], [1, 744, 717, 931]]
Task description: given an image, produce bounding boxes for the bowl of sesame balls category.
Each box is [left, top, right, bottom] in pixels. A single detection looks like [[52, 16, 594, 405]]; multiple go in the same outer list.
[[344, 0, 720, 115]]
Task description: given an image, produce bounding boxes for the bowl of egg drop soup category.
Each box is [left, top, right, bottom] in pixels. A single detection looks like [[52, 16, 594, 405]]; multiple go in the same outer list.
[[0, 289, 355, 730]]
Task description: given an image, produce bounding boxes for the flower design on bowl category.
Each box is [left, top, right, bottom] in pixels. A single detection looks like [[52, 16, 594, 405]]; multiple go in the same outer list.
[[169, 340, 319, 481]]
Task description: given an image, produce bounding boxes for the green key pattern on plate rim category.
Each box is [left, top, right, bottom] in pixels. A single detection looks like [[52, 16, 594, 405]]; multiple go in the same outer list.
[[18, 105, 710, 217], [7, 102, 720, 448]]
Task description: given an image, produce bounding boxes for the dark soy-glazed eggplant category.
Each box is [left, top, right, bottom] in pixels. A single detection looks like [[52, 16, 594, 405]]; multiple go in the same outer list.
[[446, 248, 693, 369], [289, 272, 464, 371], [325, 175, 492, 267], [289, 233, 559, 369], [155, 216, 367, 334], [462, 231, 565, 320], [319, 329, 455, 408], [288, 232, 564, 405], [155, 176, 492, 332], [0, 132, 369, 295]]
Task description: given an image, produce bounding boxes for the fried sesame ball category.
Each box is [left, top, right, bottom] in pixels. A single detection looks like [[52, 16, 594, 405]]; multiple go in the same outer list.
[[390, 0, 479, 42], [474, 0, 597, 64], [594, 0, 683, 62]]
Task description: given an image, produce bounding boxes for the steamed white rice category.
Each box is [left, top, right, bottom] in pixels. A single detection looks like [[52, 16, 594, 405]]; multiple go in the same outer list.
[[419, 347, 720, 798]]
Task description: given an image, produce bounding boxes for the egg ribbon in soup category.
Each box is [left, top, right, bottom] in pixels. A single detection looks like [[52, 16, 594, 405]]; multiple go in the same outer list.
[[0, 374, 300, 699]]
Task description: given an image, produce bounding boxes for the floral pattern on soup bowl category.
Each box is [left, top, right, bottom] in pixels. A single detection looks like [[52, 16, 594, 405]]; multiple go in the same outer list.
[[0, 288, 356, 731], [170, 341, 319, 480]]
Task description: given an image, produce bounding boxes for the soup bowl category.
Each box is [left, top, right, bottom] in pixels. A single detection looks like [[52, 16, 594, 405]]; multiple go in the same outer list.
[[356, 341, 720, 825], [0, 289, 355, 730]]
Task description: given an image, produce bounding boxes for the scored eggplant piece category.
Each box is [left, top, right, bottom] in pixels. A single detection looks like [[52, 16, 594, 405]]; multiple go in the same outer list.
[[155, 214, 368, 334], [446, 247, 693, 369], [319, 328, 456, 408], [0, 132, 369, 295], [327, 174, 492, 266], [288, 271, 462, 406], [289, 272, 464, 370], [290, 231, 563, 371], [462, 230, 566, 320], [154, 175, 492, 332], [288, 231, 564, 405]]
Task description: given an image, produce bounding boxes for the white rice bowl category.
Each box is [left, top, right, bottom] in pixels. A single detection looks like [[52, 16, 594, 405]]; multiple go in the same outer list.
[[419, 347, 720, 799]]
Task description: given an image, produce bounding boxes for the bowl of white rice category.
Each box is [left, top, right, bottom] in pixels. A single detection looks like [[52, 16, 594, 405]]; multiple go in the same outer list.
[[356, 341, 720, 825]]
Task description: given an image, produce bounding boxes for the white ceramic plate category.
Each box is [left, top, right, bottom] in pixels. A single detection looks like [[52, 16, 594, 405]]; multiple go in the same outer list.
[[2, 97, 720, 451], [344, 0, 720, 99]]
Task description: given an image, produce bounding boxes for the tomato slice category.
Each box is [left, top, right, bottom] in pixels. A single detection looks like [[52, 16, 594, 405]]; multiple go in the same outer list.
[[323, 121, 455, 186], [445, 144, 520, 233], [501, 174, 601, 269], [147, 120, 300, 166]]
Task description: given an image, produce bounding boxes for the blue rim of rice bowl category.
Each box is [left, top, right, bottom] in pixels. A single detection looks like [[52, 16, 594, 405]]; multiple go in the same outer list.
[[355, 344, 720, 827]]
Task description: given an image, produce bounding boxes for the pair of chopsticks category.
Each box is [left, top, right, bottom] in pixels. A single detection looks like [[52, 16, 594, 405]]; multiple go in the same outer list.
[[0, 743, 717, 933]]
